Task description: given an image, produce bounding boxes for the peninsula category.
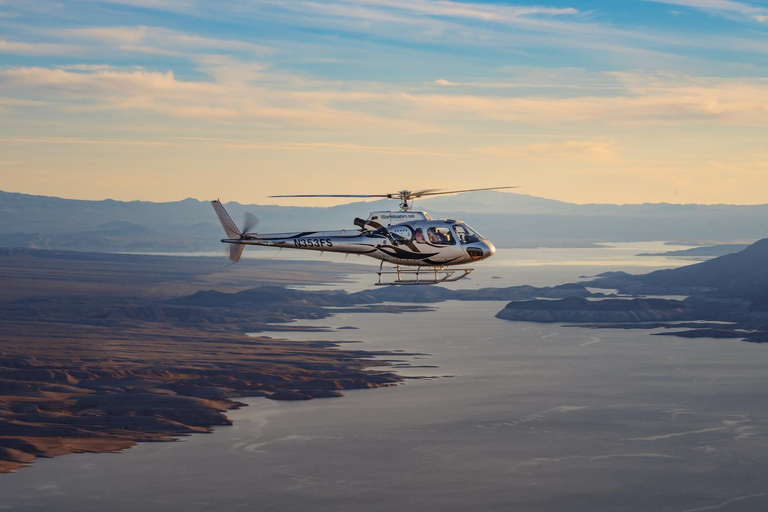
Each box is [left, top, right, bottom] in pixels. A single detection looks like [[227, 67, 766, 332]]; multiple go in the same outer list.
[[0, 250, 401, 473]]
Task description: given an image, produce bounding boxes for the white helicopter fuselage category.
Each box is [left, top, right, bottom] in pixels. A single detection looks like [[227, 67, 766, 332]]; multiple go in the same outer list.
[[212, 202, 495, 268], [224, 220, 495, 266]]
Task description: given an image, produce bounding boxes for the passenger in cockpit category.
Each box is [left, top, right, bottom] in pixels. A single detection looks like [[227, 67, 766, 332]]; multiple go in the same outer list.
[[427, 227, 452, 244]]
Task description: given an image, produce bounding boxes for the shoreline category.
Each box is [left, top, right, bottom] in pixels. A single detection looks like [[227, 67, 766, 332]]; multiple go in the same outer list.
[[0, 249, 406, 474], [0, 321, 406, 474]]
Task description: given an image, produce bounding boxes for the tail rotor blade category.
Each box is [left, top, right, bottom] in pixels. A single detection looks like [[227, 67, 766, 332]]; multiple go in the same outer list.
[[243, 212, 260, 234]]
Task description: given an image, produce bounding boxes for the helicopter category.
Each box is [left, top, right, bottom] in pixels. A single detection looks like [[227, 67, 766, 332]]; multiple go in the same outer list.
[[211, 187, 514, 285]]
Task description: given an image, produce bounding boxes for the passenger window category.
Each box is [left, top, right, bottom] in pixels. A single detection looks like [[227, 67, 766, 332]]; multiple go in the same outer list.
[[390, 227, 412, 243], [426, 227, 455, 245]]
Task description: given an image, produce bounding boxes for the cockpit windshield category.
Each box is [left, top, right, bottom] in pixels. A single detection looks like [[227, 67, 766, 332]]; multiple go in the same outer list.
[[453, 223, 485, 245]]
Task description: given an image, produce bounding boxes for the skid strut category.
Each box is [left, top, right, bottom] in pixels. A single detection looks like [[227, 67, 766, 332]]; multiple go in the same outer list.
[[376, 263, 473, 286]]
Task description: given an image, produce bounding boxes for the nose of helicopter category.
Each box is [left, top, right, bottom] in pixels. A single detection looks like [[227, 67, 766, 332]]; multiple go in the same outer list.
[[466, 241, 496, 260], [484, 240, 496, 258]]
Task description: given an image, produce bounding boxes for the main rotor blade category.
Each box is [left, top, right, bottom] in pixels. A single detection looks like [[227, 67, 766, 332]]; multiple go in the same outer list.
[[269, 194, 390, 198], [269, 186, 518, 200], [405, 189, 440, 198], [415, 186, 519, 197]]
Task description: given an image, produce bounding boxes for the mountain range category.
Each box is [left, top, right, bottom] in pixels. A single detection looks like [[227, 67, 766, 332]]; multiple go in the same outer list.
[[2, 189, 766, 252]]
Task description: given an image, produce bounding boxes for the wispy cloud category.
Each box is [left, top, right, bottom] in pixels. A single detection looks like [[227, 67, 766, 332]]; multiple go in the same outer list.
[[0, 39, 80, 55], [61, 25, 270, 56], [645, 0, 768, 22], [0, 96, 46, 106], [3, 64, 767, 134], [0, 64, 423, 131], [407, 83, 768, 126], [331, 0, 580, 22], [60, 0, 674, 62], [6, 0, 766, 69], [481, 140, 617, 162], [0, 136, 171, 146], [91, 0, 193, 9], [221, 141, 462, 157], [0, 135, 461, 157]]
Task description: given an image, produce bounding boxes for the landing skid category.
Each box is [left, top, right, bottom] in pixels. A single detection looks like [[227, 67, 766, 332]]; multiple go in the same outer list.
[[375, 263, 473, 286]]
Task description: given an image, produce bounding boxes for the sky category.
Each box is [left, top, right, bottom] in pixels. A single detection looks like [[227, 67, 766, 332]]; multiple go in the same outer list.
[[0, 0, 767, 206]]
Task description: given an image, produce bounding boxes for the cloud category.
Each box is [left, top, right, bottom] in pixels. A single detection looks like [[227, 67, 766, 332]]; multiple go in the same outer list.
[[343, 0, 580, 22], [407, 73, 768, 126], [2, 65, 768, 135], [223, 0, 768, 67], [0, 64, 422, 131], [280, 142, 460, 157], [220, 141, 461, 157], [0, 96, 47, 106], [645, 0, 768, 22], [481, 140, 617, 162], [160, 0, 668, 63], [1, 66, 217, 95], [0, 39, 80, 55], [61, 25, 270, 56], [8, 0, 764, 69], [91, 0, 192, 9], [0, 136, 171, 146]]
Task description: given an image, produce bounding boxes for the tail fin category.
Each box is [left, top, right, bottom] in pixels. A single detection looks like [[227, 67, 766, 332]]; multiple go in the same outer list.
[[229, 244, 245, 263], [212, 200, 246, 263], [211, 200, 241, 239]]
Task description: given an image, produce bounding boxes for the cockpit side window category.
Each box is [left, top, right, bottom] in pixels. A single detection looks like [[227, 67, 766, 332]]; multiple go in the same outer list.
[[426, 226, 455, 245], [453, 223, 484, 244]]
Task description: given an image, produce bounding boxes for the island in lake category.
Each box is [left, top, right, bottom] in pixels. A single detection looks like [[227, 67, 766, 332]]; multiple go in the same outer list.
[[495, 238, 768, 342]]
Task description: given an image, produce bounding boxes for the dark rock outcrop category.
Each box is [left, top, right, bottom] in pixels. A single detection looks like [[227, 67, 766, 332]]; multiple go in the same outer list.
[[495, 297, 691, 323]]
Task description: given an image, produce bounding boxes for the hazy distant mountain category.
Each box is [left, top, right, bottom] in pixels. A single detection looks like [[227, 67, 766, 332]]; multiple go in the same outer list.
[[2, 189, 767, 252], [418, 190, 575, 215], [638, 244, 749, 258], [496, 239, 768, 338], [592, 239, 768, 309]]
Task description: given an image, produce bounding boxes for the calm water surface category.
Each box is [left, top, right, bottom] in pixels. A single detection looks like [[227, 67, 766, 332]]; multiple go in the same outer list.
[[2, 245, 766, 512]]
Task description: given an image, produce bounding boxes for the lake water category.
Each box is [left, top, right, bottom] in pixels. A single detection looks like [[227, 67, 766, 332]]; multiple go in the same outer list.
[[3, 244, 767, 511]]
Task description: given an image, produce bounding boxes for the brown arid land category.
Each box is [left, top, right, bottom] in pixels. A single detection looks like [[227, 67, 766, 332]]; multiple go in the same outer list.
[[0, 249, 405, 473]]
